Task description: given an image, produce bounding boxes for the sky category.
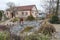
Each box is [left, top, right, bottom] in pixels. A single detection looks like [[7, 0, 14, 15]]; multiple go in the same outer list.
[[0, 0, 46, 12]]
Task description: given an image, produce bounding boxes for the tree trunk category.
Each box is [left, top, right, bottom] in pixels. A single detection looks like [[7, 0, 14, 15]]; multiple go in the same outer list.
[[55, 0, 59, 16]]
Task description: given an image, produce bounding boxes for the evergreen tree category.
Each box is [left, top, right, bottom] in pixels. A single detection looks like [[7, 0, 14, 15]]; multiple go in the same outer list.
[[0, 11, 2, 21]]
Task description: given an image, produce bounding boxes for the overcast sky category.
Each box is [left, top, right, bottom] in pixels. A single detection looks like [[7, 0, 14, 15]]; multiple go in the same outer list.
[[0, 0, 46, 11]]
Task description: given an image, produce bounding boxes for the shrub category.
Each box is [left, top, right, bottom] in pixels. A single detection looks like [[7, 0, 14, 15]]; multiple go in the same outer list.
[[21, 26, 33, 33], [41, 17, 45, 20], [11, 34, 21, 40], [49, 15, 60, 24], [0, 11, 2, 21], [38, 21, 56, 36], [11, 17, 19, 22], [24, 33, 50, 40], [39, 17, 45, 20], [0, 31, 10, 40], [26, 15, 35, 21]]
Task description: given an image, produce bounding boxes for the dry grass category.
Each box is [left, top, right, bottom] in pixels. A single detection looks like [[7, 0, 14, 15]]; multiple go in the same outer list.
[[20, 26, 33, 33], [10, 17, 19, 22], [38, 21, 56, 35]]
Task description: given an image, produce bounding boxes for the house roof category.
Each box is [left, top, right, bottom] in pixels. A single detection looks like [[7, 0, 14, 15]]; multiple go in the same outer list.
[[6, 5, 36, 11]]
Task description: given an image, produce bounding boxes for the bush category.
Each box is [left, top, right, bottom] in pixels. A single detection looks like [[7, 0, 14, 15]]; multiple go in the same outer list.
[[0, 11, 2, 21], [55, 21, 60, 24], [11, 34, 21, 40], [4, 14, 9, 20], [38, 21, 56, 36], [49, 15, 60, 24], [26, 15, 35, 21], [39, 17, 45, 20], [21, 26, 33, 33], [24, 33, 50, 40], [11, 17, 19, 22], [0, 31, 10, 40]]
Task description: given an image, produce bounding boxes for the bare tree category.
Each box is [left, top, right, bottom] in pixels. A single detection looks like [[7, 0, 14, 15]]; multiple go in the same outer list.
[[40, 0, 54, 13], [7, 2, 17, 18], [46, 0, 60, 15], [7, 2, 15, 9], [55, 0, 60, 15]]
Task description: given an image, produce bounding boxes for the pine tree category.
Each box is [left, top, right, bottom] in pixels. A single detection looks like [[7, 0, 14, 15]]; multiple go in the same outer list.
[[0, 11, 2, 20]]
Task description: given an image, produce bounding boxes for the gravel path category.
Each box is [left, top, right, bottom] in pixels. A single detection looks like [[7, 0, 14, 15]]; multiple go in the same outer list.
[[52, 24, 60, 40]]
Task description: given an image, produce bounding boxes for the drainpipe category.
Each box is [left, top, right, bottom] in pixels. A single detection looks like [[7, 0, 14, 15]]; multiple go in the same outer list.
[[2, 11, 4, 21], [36, 12, 38, 23]]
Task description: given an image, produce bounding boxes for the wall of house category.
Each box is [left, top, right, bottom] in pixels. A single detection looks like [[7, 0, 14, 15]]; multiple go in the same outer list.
[[5, 10, 31, 18], [16, 11, 30, 17], [5, 11, 12, 18], [31, 6, 38, 18]]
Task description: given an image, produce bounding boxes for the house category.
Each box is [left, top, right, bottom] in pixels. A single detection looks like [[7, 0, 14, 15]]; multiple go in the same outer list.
[[5, 5, 38, 18]]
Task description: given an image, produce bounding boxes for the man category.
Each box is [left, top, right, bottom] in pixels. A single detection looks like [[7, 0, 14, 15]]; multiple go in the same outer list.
[[19, 17, 23, 25]]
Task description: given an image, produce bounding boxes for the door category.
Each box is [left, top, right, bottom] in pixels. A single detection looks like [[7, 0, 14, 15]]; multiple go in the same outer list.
[[11, 12, 15, 18]]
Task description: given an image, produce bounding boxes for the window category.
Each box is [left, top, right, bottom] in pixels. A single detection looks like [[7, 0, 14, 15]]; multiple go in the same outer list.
[[7, 12, 8, 15], [25, 12, 28, 15], [22, 12, 24, 15], [32, 11, 34, 13], [39, 13, 42, 15], [35, 13, 37, 15]]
